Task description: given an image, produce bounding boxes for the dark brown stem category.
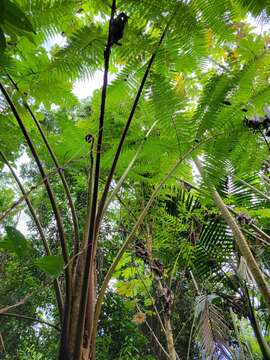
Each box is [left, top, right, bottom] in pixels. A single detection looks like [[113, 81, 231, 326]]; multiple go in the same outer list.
[[0, 151, 63, 321], [95, 13, 175, 232], [68, 138, 95, 358], [7, 74, 80, 258], [0, 312, 60, 331], [259, 128, 270, 153], [0, 83, 72, 357], [72, 2, 116, 359]]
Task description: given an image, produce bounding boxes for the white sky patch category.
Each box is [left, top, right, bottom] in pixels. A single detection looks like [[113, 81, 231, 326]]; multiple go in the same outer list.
[[247, 13, 270, 34], [191, 160, 201, 186], [73, 71, 117, 100], [16, 210, 30, 235], [43, 33, 67, 53], [41, 32, 118, 100]]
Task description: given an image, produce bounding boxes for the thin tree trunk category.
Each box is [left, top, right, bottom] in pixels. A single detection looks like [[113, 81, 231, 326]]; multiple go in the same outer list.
[[245, 286, 270, 359], [164, 316, 177, 360], [83, 258, 97, 360], [157, 280, 177, 360], [229, 307, 245, 360]]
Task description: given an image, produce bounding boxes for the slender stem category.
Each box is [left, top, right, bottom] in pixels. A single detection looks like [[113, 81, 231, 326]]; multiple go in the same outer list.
[[0, 332, 5, 353], [252, 224, 270, 243], [237, 177, 270, 202], [0, 167, 62, 223], [259, 128, 270, 153], [0, 312, 60, 331], [136, 303, 170, 359], [169, 251, 182, 289], [73, 3, 116, 358], [262, 174, 270, 186], [0, 151, 63, 320], [102, 122, 157, 218], [245, 285, 270, 359], [242, 228, 269, 246], [189, 270, 200, 295], [0, 152, 49, 253], [29, 105, 80, 255], [95, 11, 176, 233], [7, 74, 80, 257], [228, 207, 270, 244], [174, 312, 194, 345], [137, 270, 166, 335], [0, 83, 72, 356], [229, 307, 245, 360], [0, 294, 31, 314], [186, 311, 196, 360]]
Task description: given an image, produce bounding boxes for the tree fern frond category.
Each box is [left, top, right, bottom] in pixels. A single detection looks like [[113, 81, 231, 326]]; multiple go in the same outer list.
[[50, 25, 105, 80], [195, 294, 232, 359], [27, 0, 80, 38], [238, 0, 270, 16], [194, 218, 234, 278]]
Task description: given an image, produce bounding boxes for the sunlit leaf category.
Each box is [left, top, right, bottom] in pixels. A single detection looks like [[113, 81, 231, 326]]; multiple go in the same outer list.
[[0, 226, 29, 257]]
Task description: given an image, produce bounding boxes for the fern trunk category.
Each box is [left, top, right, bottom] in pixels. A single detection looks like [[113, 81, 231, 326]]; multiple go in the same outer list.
[[59, 260, 97, 360]]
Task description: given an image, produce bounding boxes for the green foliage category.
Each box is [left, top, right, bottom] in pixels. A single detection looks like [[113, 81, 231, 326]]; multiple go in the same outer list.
[[0, 0, 34, 53], [0, 226, 29, 257], [1, 0, 270, 359], [35, 255, 64, 277]]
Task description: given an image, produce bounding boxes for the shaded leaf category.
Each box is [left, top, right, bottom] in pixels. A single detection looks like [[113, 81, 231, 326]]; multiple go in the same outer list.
[[0, 27, 6, 52], [4, 0, 34, 33], [0, 1, 5, 23], [35, 255, 64, 277]]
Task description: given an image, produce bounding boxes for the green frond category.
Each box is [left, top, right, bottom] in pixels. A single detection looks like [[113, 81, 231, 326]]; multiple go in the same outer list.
[[50, 25, 106, 80], [26, 0, 81, 38], [194, 219, 234, 278], [192, 0, 234, 39]]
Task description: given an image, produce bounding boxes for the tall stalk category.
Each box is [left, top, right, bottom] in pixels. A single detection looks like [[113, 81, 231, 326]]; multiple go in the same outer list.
[[72, 3, 117, 359], [95, 10, 176, 233], [7, 74, 80, 257]]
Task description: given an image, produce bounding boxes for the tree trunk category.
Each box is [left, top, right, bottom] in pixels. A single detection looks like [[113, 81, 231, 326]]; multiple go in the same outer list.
[[164, 316, 177, 360], [83, 258, 97, 360], [60, 255, 97, 360]]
